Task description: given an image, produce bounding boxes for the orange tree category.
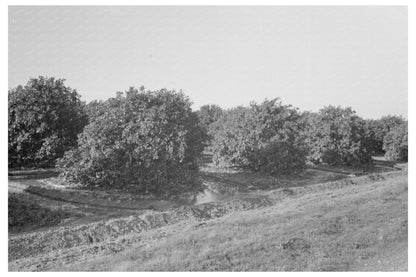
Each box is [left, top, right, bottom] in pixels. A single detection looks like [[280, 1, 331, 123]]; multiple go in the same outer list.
[[383, 121, 408, 161], [210, 99, 308, 175], [8, 77, 88, 168], [58, 87, 205, 196], [306, 106, 373, 166]]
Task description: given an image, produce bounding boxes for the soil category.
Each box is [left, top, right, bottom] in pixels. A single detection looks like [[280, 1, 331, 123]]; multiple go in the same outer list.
[[8, 156, 405, 271]]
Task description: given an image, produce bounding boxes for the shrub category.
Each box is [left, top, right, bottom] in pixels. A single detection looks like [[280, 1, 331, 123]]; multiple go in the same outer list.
[[58, 87, 205, 196], [210, 99, 308, 175], [8, 77, 88, 169], [306, 106, 373, 166], [383, 122, 408, 161]]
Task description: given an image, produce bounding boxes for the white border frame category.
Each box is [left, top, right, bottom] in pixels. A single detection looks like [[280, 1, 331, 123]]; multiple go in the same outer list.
[[1, 1, 413, 276]]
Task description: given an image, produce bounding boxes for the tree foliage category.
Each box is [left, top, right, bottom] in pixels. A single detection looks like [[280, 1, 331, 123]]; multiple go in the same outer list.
[[84, 99, 106, 122], [57, 87, 205, 195], [383, 122, 408, 161], [306, 106, 373, 166], [196, 104, 223, 149], [8, 77, 88, 168], [197, 104, 223, 128], [364, 115, 406, 155], [210, 99, 308, 175]]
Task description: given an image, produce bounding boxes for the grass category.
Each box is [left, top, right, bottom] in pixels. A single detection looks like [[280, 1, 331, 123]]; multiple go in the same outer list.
[[8, 193, 79, 233], [58, 172, 407, 271]]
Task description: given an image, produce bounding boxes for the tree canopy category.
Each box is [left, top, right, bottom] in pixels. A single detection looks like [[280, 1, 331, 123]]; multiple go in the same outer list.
[[383, 121, 408, 162], [58, 87, 205, 195], [210, 99, 308, 175], [305, 106, 373, 166], [8, 77, 88, 168], [364, 115, 406, 155]]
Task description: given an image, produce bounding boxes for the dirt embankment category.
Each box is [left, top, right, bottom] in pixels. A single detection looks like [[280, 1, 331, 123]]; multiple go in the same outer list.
[[9, 196, 273, 261], [9, 170, 405, 264]]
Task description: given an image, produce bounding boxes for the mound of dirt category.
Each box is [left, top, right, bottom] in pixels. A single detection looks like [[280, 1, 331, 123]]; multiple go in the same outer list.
[[267, 171, 403, 200]]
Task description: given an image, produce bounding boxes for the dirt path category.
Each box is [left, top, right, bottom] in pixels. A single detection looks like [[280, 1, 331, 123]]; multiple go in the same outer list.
[[8, 178, 180, 236], [19, 186, 150, 212]]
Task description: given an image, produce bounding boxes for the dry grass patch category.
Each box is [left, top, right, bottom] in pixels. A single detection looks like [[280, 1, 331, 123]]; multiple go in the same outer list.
[[55, 173, 407, 271]]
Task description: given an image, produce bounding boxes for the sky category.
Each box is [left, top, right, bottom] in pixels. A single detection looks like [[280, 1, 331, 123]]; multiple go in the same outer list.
[[8, 6, 407, 119]]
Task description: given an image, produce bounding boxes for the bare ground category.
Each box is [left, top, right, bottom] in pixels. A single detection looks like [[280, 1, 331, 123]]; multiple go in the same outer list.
[[8, 169, 407, 271]]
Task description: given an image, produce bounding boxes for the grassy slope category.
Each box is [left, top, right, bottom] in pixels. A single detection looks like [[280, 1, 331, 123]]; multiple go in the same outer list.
[[60, 173, 408, 271]]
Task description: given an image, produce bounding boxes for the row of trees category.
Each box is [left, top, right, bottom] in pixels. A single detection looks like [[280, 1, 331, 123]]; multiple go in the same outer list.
[[8, 77, 408, 195], [197, 104, 408, 169]]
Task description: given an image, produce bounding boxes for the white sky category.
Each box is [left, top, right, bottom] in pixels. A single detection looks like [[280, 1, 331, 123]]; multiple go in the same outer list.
[[8, 6, 407, 119]]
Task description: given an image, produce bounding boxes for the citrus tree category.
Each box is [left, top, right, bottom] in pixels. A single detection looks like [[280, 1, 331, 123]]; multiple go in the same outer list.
[[306, 106, 373, 165], [58, 87, 205, 195], [210, 99, 308, 175], [8, 77, 88, 168]]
